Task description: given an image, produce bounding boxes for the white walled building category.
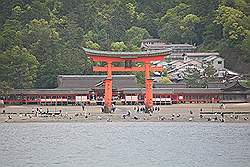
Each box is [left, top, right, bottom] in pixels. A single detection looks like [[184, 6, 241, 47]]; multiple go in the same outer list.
[[141, 39, 239, 82], [184, 52, 220, 61], [202, 56, 224, 71]]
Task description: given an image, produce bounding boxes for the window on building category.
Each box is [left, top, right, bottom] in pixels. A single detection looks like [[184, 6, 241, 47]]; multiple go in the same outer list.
[[218, 61, 222, 64]]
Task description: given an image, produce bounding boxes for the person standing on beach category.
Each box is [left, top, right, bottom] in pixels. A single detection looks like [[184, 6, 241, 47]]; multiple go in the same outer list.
[[35, 108, 39, 117], [81, 103, 85, 111], [82, 103, 87, 118], [112, 103, 115, 112]]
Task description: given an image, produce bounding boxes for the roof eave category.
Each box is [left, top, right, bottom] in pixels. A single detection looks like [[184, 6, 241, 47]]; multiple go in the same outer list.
[[82, 47, 170, 57]]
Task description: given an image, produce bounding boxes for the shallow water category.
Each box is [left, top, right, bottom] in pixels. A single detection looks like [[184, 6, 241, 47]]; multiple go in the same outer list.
[[0, 122, 249, 167]]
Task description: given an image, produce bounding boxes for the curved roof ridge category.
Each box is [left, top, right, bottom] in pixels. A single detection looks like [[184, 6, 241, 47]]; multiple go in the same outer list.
[[58, 75, 136, 78], [82, 47, 170, 57]]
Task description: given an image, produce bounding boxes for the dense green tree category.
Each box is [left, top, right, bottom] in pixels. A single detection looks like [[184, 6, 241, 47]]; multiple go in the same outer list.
[[203, 64, 218, 84], [0, 46, 39, 89], [111, 42, 127, 51], [85, 41, 101, 50], [159, 3, 198, 43], [184, 68, 205, 88], [0, 81, 13, 95], [58, 18, 93, 75], [124, 26, 150, 49], [0, 19, 23, 51], [184, 64, 217, 88], [159, 77, 172, 84], [108, 1, 133, 42], [0, 0, 249, 90], [180, 14, 201, 44], [83, 30, 109, 49], [22, 18, 61, 88], [241, 31, 250, 63], [159, 17, 183, 43], [135, 71, 146, 87], [214, 5, 248, 45]]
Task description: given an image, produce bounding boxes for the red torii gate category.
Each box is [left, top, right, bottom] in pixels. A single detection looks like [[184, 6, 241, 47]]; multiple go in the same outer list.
[[82, 48, 170, 112]]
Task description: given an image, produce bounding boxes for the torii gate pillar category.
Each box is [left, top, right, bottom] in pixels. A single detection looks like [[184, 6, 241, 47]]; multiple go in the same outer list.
[[104, 62, 113, 112], [144, 62, 154, 111]]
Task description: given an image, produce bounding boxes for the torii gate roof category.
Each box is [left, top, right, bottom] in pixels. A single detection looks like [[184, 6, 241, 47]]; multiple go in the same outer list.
[[82, 47, 170, 58]]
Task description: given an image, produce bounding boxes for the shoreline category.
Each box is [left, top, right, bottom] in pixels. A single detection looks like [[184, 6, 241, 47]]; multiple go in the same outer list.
[[1, 112, 250, 124], [1, 103, 250, 123], [2, 119, 250, 124]]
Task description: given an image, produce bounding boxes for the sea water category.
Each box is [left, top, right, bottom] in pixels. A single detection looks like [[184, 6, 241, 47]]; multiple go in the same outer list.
[[0, 122, 249, 167]]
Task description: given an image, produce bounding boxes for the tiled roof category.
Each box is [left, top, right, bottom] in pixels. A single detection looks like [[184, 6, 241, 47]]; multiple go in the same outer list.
[[185, 52, 219, 57], [154, 83, 186, 88], [155, 82, 231, 89], [168, 60, 203, 73], [166, 44, 196, 49], [142, 39, 163, 42], [123, 88, 222, 94], [10, 82, 249, 95], [223, 80, 250, 91], [141, 44, 168, 50], [11, 88, 90, 95], [207, 82, 227, 88], [122, 88, 145, 94], [202, 56, 222, 62], [57, 75, 138, 89]]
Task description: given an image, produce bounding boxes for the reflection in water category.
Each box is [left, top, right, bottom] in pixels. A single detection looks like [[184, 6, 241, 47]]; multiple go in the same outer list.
[[0, 122, 250, 167]]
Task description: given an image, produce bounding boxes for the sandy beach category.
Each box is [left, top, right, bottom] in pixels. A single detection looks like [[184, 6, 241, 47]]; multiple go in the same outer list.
[[1, 103, 250, 123]]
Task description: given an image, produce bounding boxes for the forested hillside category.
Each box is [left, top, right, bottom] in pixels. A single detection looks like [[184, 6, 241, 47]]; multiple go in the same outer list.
[[0, 0, 249, 91]]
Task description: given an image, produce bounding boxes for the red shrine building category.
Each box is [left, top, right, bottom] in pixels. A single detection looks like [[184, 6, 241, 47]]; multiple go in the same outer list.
[[1, 75, 250, 105], [1, 49, 250, 106]]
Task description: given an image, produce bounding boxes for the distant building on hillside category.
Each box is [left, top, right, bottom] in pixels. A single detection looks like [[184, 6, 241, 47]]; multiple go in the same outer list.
[[166, 44, 196, 53], [141, 39, 223, 61], [141, 39, 240, 82], [141, 39, 167, 50], [202, 56, 224, 71], [183, 52, 220, 61], [141, 39, 196, 52], [167, 60, 204, 82], [141, 39, 197, 60]]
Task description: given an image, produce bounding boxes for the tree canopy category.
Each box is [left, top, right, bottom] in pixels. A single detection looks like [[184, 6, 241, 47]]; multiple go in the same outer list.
[[0, 0, 249, 91]]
